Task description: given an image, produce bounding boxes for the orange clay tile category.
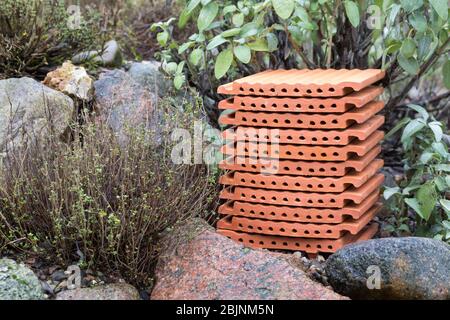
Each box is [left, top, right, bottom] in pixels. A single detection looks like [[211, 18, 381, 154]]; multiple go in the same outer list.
[[220, 145, 381, 177], [218, 191, 380, 224], [219, 86, 384, 113], [218, 69, 386, 97], [218, 203, 380, 239], [219, 159, 383, 193], [221, 131, 384, 161], [219, 101, 384, 129], [220, 174, 384, 208], [222, 115, 384, 146], [217, 223, 379, 253]]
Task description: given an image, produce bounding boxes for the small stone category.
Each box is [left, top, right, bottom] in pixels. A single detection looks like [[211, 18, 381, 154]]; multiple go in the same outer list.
[[51, 270, 67, 282], [43, 61, 94, 101], [56, 283, 140, 300]]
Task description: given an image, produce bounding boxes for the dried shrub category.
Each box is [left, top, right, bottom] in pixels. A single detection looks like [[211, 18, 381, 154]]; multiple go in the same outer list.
[[0, 0, 99, 79], [0, 102, 217, 287]]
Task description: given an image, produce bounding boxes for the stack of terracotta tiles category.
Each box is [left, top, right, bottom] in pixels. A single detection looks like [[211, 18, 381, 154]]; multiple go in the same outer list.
[[216, 69, 386, 255]]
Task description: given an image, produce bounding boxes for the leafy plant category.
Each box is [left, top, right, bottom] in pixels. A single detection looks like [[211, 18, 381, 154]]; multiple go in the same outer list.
[[151, 0, 449, 123], [0, 0, 100, 79], [0, 99, 217, 287], [383, 104, 450, 243]]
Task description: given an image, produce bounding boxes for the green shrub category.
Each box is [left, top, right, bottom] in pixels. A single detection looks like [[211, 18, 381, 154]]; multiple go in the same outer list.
[[0, 102, 217, 287], [0, 0, 99, 79], [383, 104, 450, 243], [151, 0, 449, 122]]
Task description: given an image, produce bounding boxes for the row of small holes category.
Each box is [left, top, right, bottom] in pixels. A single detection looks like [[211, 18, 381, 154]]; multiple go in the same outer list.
[[237, 237, 334, 250], [238, 222, 334, 235], [239, 178, 337, 190], [239, 117, 340, 126], [240, 208, 336, 220], [240, 102, 338, 110], [239, 163, 339, 173], [242, 133, 342, 142], [243, 147, 341, 159], [239, 87, 336, 94], [239, 192, 337, 204]]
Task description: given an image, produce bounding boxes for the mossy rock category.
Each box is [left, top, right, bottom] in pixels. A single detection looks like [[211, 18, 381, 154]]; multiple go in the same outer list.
[[0, 258, 43, 300]]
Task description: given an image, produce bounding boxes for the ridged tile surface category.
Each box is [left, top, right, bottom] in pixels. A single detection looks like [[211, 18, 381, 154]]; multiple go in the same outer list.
[[219, 192, 380, 224], [219, 86, 383, 113], [218, 69, 385, 97], [223, 115, 384, 146], [217, 223, 379, 253], [216, 68, 385, 254], [220, 174, 384, 208], [222, 131, 383, 161], [219, 101, 384, 129], [218, 203, 380, 239]]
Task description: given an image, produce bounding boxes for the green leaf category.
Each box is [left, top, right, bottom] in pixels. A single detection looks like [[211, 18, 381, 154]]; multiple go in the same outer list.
[[233, 45, 251, 64], [440, 199, 450, 214], [407, 104, 429, 121], [344, 1, 360, 28], [189, 48, 203, 66], [178, 8, 191, 29], [163, 62, 177, 75], [385, 117, 410, 139], [223, 5, 237, 15], [221, 28, 241, 37], [214, 49, 233, 79], [429, 0, 448, 21], [176, 61, 185, 73], [247, 39, 269, 52], [187, 0, 201, 13], [429, 121, 443, 142], [416, 182, 437, 221], [198, 2, 219, 32], [400, 0, 424, 12], [240, 22, 259, 37], [443, 59, 450, 89], [206, 35, 228, 50], [435, 164, 450, 172], [173, 74, 185, 90], [384, 187, 401, 200], [398, 54, 419, 75], [266, 33, 279, 52], [419, 151, 435, 164], [157, 31, 169, 46], [178, 41, 193, 54], [432, 142, 449, 157], [272, 0, 295, 20], [409, 13, 427, 32], [401, 119, 425, 143], [405, 198, 426, 219], [400, 39, 416, 58], [232, 13, 245, 27]]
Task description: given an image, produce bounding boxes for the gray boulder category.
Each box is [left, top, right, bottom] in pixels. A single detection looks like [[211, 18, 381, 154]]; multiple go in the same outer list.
[[325, 237, 450, 299], [56, 283, 140, 300], [0, 258, 43, 300], [128, 61, 194, 106], [0, 77, 75, 152], [128, 61, 171, 98], [94, 69, 161, 145]]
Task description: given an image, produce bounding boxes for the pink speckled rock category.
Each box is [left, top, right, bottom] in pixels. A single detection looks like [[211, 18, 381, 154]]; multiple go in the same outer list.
[[151, 219, 347, 300]]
